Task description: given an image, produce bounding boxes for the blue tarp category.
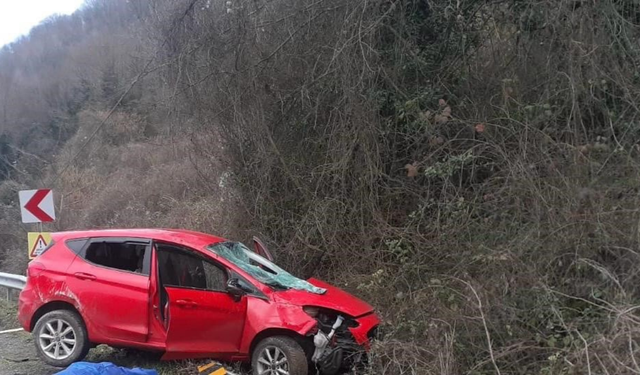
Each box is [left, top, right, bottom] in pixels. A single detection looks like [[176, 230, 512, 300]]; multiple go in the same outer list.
[[55, 362, 158, 375]]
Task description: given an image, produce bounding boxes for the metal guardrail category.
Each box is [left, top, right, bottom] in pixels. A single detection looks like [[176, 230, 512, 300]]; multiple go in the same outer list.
[[0, 272, 27, 293]]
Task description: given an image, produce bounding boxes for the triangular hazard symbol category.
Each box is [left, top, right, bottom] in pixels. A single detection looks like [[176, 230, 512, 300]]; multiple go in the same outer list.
[[30, 235, 48, 258]]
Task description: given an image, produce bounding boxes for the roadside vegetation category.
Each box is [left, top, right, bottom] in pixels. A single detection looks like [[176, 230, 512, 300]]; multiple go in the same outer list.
[[2, 0, 640, 373], [0, 298, 18, 331]]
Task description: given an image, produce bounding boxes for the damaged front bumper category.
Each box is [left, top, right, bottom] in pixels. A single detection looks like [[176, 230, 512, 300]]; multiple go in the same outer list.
[[310, 312, 380, 373]]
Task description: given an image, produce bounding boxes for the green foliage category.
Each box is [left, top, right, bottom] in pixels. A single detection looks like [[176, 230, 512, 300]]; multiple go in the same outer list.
[[424, 150, 475, 179], [384, 238, 412, 264]]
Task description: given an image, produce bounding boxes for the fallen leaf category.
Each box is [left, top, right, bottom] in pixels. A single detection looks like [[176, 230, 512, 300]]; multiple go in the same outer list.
[[439, 99, 447, 107], [475, 123, 485, 133], [405, 163, 419, 177], [434, 115, 449, 124], [429, 136, 445, 146], [442, 106, 452, 117]]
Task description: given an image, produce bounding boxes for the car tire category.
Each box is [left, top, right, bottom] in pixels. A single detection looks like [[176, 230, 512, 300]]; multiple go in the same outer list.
[[33, 310, 90, 367], [252, 336, 308, 375]]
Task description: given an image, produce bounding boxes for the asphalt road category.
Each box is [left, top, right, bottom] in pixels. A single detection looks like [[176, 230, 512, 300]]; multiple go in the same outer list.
[[0, 329, 58, 375], [0, 298, 245, 375], [0, 327, 246, 375]]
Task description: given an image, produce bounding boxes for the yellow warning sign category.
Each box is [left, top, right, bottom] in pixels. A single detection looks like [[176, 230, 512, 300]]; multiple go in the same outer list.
[[28, 232, 52, 260]]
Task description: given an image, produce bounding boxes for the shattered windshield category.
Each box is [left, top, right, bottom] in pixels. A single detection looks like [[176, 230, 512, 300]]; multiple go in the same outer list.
[[207, 242, 327, 295]]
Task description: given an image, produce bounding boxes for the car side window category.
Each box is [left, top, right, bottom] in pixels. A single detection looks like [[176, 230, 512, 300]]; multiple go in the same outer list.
[[66, 239, 88, 254], [82, 240, 150, 275], [156, 244, 227, 292]]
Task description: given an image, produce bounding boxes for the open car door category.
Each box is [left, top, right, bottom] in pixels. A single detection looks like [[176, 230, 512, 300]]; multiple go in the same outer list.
[[156, 242, 247, 360], [252, 236, 274, 262]]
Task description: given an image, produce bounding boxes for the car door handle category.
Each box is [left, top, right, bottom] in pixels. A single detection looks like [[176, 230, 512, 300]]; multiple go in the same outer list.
[[74, 272, 97, 281], [175, 299, 198, 308]]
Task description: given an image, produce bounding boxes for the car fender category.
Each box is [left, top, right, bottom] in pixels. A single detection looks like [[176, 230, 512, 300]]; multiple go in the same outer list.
[[27, 273, 87, 330], [239, 298, 316, 354]]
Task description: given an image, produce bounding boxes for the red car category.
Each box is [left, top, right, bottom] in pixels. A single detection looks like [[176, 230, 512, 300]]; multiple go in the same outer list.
[[17, 229, 379, 375]]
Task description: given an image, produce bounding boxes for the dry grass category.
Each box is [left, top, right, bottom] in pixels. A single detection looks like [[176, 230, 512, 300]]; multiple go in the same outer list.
[[202, 0, 640, 373], [0, 298, 19, 331]]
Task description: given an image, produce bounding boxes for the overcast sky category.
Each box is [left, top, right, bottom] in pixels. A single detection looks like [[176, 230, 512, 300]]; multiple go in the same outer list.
[[0, 0, 84, 47]]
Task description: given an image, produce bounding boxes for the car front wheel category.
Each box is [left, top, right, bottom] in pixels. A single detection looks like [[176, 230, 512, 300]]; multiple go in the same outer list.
[[252, 336, 308, 375], [33, 310, 90, 367]]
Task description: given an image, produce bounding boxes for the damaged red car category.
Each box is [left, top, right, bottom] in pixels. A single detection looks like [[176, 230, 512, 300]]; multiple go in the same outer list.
[[18, 229, 380, 374]]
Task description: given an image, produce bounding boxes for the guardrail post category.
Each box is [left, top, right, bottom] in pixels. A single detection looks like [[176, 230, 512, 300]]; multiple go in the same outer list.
[[5, 288, 8, 301]]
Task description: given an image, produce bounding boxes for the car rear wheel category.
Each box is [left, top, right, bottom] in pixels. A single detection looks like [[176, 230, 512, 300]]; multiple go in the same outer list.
[[33, 310, 90, 367], [252, 336, 308, 375]]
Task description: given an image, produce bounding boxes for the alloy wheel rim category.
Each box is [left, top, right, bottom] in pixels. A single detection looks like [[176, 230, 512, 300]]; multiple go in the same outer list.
[[39, 318, 76, 360], [256, 345, 289, 375]]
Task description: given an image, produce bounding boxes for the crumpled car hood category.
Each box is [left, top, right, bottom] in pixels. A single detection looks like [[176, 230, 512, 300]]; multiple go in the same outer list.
[[272, 278, 374, 317]]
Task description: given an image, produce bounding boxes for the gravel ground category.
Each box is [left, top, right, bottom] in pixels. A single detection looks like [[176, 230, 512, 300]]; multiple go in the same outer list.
[[0, 298, 57, 375], [0, 299, 247, 375], [0, 329, 59, 375]]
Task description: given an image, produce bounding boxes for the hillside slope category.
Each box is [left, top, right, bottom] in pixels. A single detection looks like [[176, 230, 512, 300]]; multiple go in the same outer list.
[[2, 0, 640, 373]]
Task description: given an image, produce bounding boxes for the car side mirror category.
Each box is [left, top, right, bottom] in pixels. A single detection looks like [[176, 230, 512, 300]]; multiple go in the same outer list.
[[226, 278, 250, 302]]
